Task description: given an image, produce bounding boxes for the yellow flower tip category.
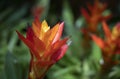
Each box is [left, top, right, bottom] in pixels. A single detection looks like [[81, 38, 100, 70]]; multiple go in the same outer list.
[[42, 20, 47, 24], [41, 20, 50, 32], [42, 20, 48, 26]]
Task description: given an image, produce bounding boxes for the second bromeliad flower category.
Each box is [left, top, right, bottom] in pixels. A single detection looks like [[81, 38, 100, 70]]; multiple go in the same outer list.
[[91, 21, 120, 74], [16, 17, 69, 79]]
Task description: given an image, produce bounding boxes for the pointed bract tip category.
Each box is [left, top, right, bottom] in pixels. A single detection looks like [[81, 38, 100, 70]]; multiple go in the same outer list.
[[102, 21, 111, 38], [60, 22, 64, 25], [59, 22, 64, 28], [59, 22, 64, 29]]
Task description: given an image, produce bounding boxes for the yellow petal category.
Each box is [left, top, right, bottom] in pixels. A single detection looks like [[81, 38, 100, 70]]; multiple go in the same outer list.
[[41, 20, 50, 32], [40, 20, 50, 40]]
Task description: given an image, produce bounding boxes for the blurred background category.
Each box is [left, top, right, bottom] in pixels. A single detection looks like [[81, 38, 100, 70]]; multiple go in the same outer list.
[[0, 0, 120, 79]]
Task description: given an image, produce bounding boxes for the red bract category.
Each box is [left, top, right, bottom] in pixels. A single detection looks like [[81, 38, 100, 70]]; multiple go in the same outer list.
[[81, 0, 111, 33], [16, 18, 69, 79]]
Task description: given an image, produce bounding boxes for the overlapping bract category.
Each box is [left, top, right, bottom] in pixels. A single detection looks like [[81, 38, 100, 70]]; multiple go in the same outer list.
[[16, 18, 68, 79]]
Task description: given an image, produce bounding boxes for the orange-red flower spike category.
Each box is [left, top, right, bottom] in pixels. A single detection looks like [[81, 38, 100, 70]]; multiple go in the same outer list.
[[91, 21, 120, 65], [16, 18, 69, 79]]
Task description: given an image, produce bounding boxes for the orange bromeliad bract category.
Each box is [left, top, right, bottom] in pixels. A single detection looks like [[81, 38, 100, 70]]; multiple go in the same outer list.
[[81, 0, 111, 33], [16, 17, 69, 79], [91, 21, 120, 69]]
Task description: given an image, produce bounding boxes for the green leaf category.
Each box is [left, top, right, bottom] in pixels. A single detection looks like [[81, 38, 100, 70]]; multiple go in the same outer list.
[[6, 4, 29, 23], [0, 7, 14, 21], [8, 32, 18, 52], [5, 52, 23, 79], [91, 42, 101, 62], [62, 0, 82, 57]]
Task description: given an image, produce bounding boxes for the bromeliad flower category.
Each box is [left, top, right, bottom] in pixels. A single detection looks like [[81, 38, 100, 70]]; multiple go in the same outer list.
[[81, 0, 111, 33], [91, 21, 120, 73], [16, 18, 69, 79]]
